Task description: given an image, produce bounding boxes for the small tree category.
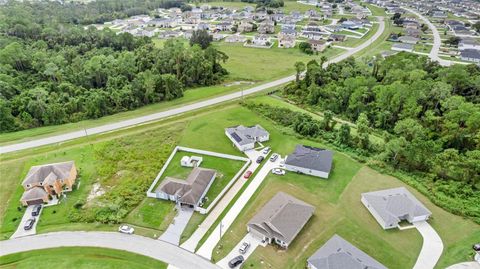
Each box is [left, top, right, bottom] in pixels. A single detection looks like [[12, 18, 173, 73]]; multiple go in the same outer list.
[[294, 61, 305, 83], [189, 30, 213, 49]]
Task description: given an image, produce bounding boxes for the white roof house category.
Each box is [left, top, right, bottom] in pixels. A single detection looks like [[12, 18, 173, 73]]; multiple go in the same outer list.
[[361, 187, 431, 229], [225, 125, 269, 151]]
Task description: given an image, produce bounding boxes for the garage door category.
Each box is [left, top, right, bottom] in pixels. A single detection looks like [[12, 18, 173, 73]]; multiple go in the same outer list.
[[26, 199, 43, 205]]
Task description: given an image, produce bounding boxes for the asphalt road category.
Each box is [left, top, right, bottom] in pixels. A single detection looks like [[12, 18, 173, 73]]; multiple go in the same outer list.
[[0, 16, 385, 155], [0, 231, 220, 269]]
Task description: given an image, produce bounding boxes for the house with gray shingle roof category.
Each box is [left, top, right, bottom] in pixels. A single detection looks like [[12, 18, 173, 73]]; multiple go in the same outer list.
[[225, 124, 269, 151], [247, 192, 315, 248], [285, 145, 333, 178], [361, 187, 431, 229], [155, 167, 216, 211], [307, 234, 388, 269], [20, 161, 77, 206]]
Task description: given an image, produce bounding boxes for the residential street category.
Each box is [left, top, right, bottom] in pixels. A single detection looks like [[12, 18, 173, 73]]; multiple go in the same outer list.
[[0, 231, 220, 269], [0, 16, 386, 155], [412, 221, 444, 269], [195, 156, 282, 259]]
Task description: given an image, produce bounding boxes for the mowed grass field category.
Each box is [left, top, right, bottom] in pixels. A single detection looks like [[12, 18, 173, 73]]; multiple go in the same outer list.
[[0, 247, 167, 269]]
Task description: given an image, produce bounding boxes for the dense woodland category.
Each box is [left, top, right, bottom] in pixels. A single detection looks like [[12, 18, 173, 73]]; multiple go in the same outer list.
[[0, 1, 228, 133], [257, 53, 479, 222]]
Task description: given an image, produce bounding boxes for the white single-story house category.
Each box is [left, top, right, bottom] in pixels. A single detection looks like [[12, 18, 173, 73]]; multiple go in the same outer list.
[[225, 124, 270, 151], [284, 145, 333, 178], [361, 187, 432, 229]]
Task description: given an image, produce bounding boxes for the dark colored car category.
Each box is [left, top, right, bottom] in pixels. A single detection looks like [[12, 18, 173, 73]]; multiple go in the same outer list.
[[256, 156, 264, 164], [228, 255, 244, 268], [31, 205, 42, 217], [24, 218, 36, 230], [473, 243, 480, 251]]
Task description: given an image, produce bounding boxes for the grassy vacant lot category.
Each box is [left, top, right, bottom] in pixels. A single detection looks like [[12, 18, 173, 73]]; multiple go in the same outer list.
[[155, 151, 246, 208], [0, 123, 185, 239], [0, 247, 167, 269], [207, 0, 321, 13]]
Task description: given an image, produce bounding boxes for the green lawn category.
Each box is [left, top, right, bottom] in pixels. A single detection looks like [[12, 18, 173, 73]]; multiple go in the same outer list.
[[0, 247, 167, 269], [154, 151, 247, 208]]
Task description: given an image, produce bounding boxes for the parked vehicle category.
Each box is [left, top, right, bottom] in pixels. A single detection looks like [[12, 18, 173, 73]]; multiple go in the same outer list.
[[244, 171, 253, 179], [24, 218, 36, 230], [239, 242, 250, 254], [269, 153, 278, 162], [474, 243, 480, 251], [271, 168, 285, 175], [262, 147, 270, 154], [228, 255, 244, 268], [279, 160, 285, 168], [256, 156, 264, 163], [118, 225, 135, 234], [31, 205, 42, 217]]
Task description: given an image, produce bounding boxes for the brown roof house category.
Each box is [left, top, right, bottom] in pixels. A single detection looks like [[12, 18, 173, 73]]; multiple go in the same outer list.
[[20, 161, 77, 206], [155, 167, 216, 211], [247, 192, 315, 248]]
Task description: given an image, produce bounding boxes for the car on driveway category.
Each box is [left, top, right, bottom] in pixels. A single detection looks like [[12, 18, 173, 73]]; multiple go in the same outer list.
[[239, 242, 250, 254], [269, 153, 278, 162], [31, 205, 42, 217], [118, 225, 135, 234], [474, 243, 480, 252], [24, 218, 36, 230], [271, 168, 285, 175], [228, 255, 244, 268], [256, 156, 264, 163], [244, 171, 252, 179], [262, 147, 270, 154]]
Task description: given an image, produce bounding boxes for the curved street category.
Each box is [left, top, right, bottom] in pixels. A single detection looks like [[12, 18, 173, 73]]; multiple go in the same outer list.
[[0, 16, 385, 155], [0, 231, 220, 269]]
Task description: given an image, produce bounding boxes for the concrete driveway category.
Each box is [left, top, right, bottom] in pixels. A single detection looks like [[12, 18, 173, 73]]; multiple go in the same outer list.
[[446, 262, 480, 269], [196, 155, 282, 259], [159, 207, 194, 245], [216, 233, 262, 269], [412, 221, 444, 269], [0, 231, 220, 269], [11, 205, 42, 239]]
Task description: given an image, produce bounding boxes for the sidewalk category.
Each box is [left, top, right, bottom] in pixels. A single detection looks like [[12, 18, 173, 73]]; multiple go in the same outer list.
[[181, 150, 263, 252]]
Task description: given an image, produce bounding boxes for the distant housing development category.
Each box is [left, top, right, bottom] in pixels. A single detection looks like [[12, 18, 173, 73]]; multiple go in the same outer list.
[[285, 145, 333, 178], [247, 192, 315, 248], [155, 167, 216, 211], [225, 124, 270, 151], [361, 187, 432, 229], [307, 234, 387, 269], [20, 161, 77, 206]]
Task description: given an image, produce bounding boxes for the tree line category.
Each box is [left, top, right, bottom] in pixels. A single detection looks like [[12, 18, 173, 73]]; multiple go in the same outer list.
[[0, 2, 228, 133], [271, 53, 480, 222]]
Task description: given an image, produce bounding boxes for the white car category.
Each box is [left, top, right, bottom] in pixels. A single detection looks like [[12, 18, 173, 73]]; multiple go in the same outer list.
[[262, 147, 270, 154], [271, 168, 285, 175], [239, 242, 250, 254], [118, 225, 135, 234], [269, 153, 278, 162]]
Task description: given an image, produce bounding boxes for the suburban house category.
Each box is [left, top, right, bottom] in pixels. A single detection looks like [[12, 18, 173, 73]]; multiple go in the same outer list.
[[258, 20, 275, 34], [251, 34, 272, 47], [155, 167, 216, 211], [361, 187, 432, 229], [225, 124, 270, 151], [215, 21, 233, 32], [284, 145, 333, 178], [392, 43, 414, 52], [20, 161, 77, 206], [309, 39, 327, 52], [225, 34, 247, 43], [460, 49, 480, 63], [247, 192, 315, 248], [238, 20, 254, 32], [459, 38, 480, 50], [329, 34, 347, 42], [398, 35, 419, 44], [307, 234, 387, 269], [278, 33, 296, 48]]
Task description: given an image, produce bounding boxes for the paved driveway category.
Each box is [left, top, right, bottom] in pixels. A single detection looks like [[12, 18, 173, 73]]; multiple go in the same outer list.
[[11, 205, 41, 239], [181, 149, 263, 252], [412, 221, 444, 269], [446, 262, 480, 269], [216, 233, 262, 269], [159, 207, 194, 245], [0, 231, 220, 269], [196, 156, 282, 259]]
